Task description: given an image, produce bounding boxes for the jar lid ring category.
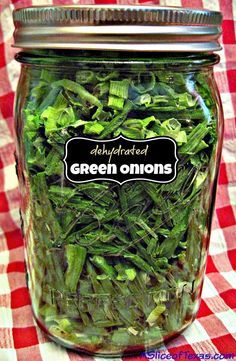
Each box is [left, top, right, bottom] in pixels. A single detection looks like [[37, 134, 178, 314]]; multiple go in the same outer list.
[[13, 5, 223, 52]]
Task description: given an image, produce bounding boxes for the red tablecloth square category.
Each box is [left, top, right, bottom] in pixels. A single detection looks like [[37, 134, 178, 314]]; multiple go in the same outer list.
[[13, 326, 39, 349], [11, 287, 31, 309]]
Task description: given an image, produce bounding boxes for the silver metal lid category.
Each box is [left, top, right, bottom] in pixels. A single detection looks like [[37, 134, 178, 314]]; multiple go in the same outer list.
[[13, 5, 223, 52]]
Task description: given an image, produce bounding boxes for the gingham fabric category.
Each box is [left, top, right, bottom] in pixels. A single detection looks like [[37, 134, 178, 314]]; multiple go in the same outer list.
[[0, 0, 236, 360]]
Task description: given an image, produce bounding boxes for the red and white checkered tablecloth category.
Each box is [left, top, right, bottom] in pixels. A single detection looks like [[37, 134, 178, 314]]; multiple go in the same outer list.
[[0, 0, 235, 360]]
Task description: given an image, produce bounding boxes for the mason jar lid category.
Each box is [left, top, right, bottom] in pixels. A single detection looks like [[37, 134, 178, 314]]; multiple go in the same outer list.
[[13, 5, 223, 52]]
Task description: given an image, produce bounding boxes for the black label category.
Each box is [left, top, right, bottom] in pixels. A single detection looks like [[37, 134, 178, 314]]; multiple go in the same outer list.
[[63, 136, 179, 185]]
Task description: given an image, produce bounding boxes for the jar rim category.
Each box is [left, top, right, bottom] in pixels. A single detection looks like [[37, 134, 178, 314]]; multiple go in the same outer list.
[[13, 5, 222, 52], [15, 50, 220, 69]]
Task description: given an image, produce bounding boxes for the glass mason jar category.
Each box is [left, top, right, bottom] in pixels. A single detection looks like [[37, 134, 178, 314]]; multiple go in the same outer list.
[[13, 5, 223, 356]]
